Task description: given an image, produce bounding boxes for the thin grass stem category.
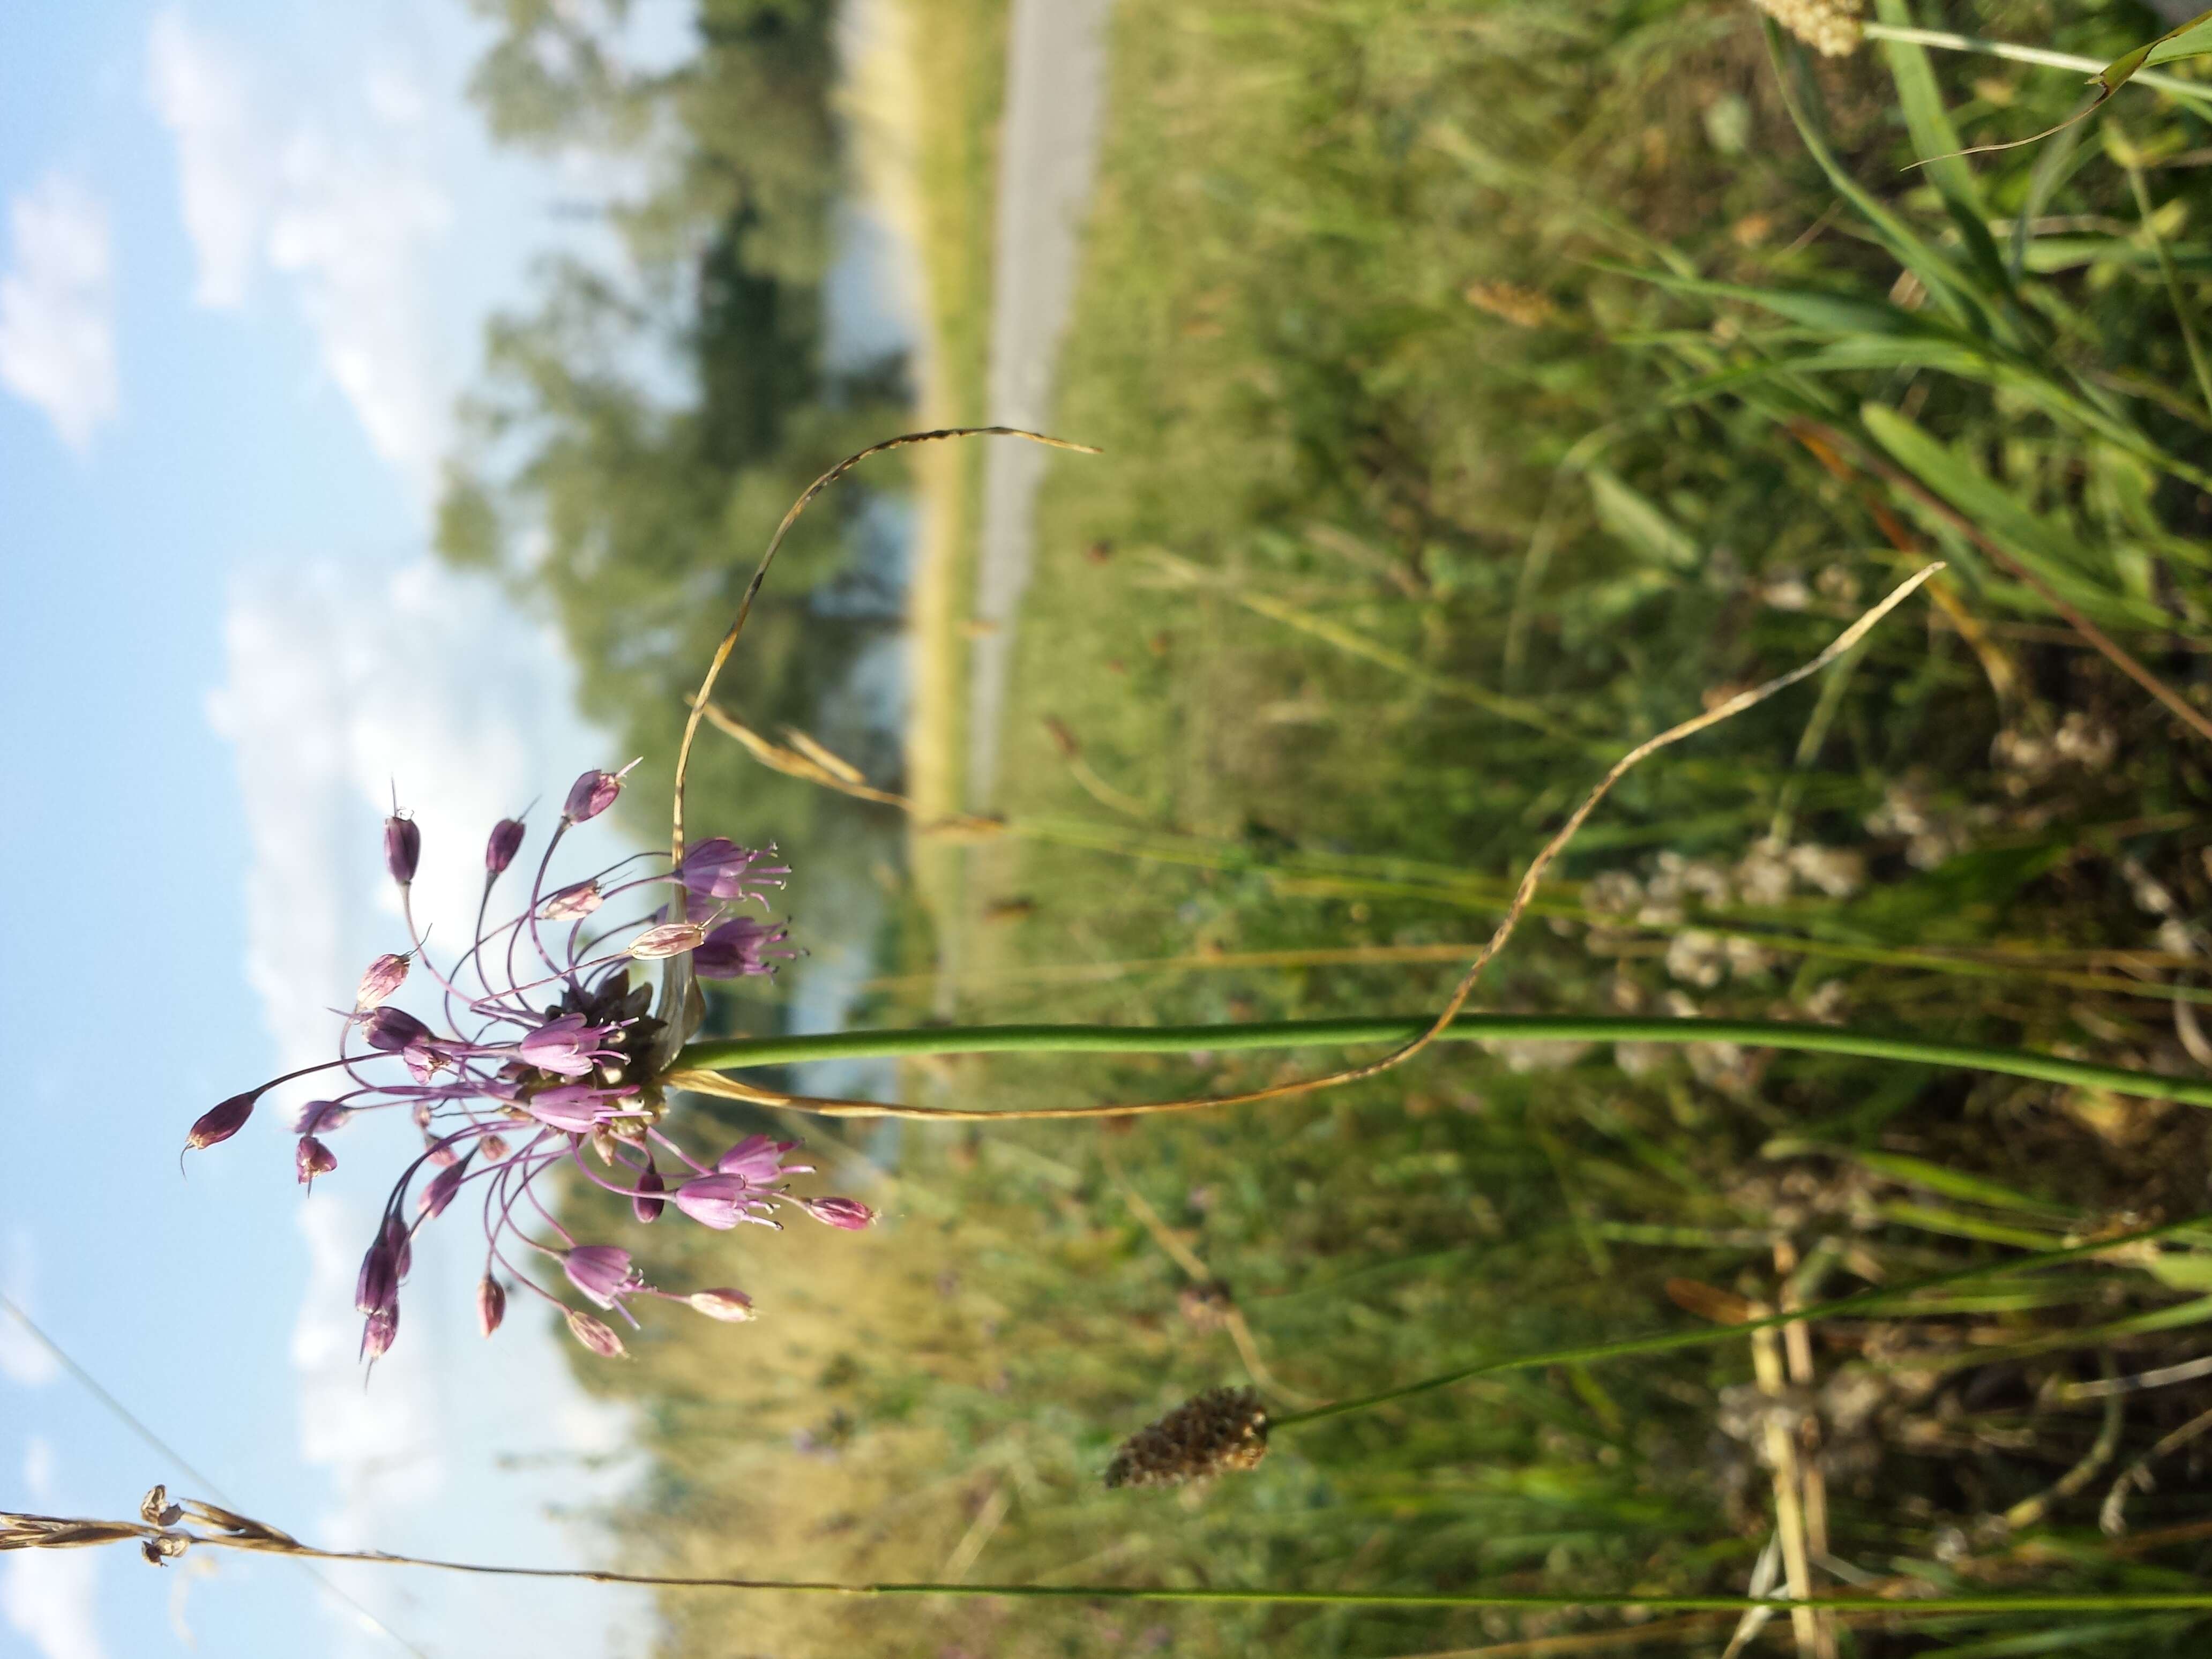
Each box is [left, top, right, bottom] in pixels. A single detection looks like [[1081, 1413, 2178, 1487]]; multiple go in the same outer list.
[[1859, 24, 2212, 113]]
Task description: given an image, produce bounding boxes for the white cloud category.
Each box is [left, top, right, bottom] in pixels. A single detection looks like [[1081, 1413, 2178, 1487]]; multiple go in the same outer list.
[[0, 1230, 61, 1389], [146, 12, 267, 308], [146, 12, 454, 499], [0, 175, 118, 454]]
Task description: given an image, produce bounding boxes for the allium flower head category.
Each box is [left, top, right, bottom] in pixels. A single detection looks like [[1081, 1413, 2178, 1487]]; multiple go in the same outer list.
[[183, 775, 870, 1362]]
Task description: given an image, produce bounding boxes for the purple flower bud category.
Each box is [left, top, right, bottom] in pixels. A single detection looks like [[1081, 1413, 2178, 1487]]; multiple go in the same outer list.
[[382, 1214, 414, 1280], [355, 1240, 398, 1316], [417, 1161, 466, 1219], [360, 1305, 398, 1361], [184, 1090, 258, 1154], [517, 1014, 607, 1079], [479, 1133, 511, 1162], [802, 1195, 876, 1231], [295, 1101, 352, 1135], [539, 880, 603, 921], [564, 1308, 626, 1359], [384, 813, 420, 886], [687, 1288, 754, 1323], [672, 1175, 756, 1231], [693, 916, 797, 980], [633, 1162, 666, 1223], [477, 1275, 506, 1337], [354, 952, 410, 1011], [362, 1006, 431, 1052], [296, 1137, 337, 1186], [562, 760, 637, 825], [485, 817, 526, 876], [526, 1083, 626, 1133], [627, 921, 706, 960], [563, 1245, 644, 1310], [715, 1133, 807, 1185]]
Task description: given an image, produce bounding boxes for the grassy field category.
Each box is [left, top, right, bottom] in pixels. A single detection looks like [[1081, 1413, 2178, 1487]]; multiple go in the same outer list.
[[578, 3, 2212, 1654]]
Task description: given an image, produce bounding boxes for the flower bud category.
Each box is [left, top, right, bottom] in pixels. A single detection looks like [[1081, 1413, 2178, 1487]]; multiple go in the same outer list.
[[802, 1195, 876, 1231], [384, 813, 420, 886], [687, 1288, 754, 1323], [563, 1245, 643, 1309], [477, 1275, 506, 1338], [485, 817, 526, 876], [362, 1006, 431, 1052], [479, 1133, 511, 1162], [564, 1308, 626, 1359], [353, 952, 410, 1011], [296, 1136, 337, 1186], [382, 1214, 413, 1279], [539, 880, 603, 921], [626, 921, 706, 960], [355, 1240, 397, 1316], [418, 1161, 466, 1219], [672, 1174, 750, 1230], [633, 1162, 666, 1223], [562, 760, 637, 825], [527, 1083, 619, 1133], [295, 1101, 352, 1135], [184, 1090, 258, 1154]]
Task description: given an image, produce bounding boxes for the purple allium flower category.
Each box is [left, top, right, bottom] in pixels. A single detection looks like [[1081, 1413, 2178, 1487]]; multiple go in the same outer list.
[[564, 1309, 626, 1359], [186, 777, 860, 1362], [185, 1090, 258, 1153], [384, 812, 421, 886], [563, 1246, 645, 1312], [633, 1162, 666, 1223], [627, 921, 706, 960], [693, 916, 797, 980], [354, 953, 410, 1011], [517, 1014, 614, 1079], [540, 880, 603, 921], [485, 817, 526, 876], [716, 1134, 809, 1184], [801, 1196, 877, 1231], [672, 1175, 772, 1231], [477, 1275, 506, 1337], [562, 760, 638, 826], [687, 1288, 754, 1322], [526, 1083, 631, 1133], [677, 838, 789, 905]]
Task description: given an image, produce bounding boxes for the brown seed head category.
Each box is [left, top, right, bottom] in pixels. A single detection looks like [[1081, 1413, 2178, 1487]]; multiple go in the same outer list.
[[1104, 1386, 1269, 1489]]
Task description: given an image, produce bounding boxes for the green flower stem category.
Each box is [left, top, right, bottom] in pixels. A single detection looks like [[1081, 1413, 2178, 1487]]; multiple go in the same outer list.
[[675, 1015, 2212, 1108], [1270, 1216, 2210, 1431]]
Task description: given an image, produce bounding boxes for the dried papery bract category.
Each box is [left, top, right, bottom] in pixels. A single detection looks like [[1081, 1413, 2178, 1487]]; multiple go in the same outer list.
[[1104, 1387, 1271, 1489]]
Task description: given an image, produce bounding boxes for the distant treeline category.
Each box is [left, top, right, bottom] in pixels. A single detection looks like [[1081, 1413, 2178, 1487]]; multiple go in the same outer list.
[[437, 0, 913, 851]]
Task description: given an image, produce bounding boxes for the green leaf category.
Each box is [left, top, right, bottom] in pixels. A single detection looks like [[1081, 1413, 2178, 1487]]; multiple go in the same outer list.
[[1872, 0, 2012, 300], [1585, 469, 1699, 571]]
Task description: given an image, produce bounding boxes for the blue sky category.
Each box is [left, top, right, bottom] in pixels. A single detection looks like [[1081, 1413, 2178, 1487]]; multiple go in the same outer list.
[[0, 4, 696, 1656]]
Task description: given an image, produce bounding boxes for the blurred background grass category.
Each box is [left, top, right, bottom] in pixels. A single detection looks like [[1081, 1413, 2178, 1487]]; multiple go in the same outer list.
[[445, 1, 2212, 1652]]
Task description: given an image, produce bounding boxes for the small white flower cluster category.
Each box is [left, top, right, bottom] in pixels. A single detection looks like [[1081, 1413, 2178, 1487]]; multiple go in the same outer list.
[[1752, 0, 1863, 58]]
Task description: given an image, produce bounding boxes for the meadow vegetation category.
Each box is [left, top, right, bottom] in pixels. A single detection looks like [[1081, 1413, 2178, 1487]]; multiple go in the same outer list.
[[451, 2, 2212, 1653]]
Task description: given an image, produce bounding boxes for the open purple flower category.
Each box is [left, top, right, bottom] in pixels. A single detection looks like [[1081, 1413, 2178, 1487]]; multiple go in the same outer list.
[[182, 776, 873, 1364]]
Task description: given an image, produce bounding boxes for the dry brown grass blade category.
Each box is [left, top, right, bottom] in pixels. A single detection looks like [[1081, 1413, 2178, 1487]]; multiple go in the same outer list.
[[674, 566, 1942, 1121]]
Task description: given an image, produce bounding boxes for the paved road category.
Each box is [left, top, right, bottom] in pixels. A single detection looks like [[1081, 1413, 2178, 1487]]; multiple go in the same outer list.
[[964, 0, 1116, 809]]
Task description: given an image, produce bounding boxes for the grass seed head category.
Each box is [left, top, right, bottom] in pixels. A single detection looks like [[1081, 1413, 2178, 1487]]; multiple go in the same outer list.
[[1105, 1386, 1270, 1489], [1752, 0, 1862, 57]]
